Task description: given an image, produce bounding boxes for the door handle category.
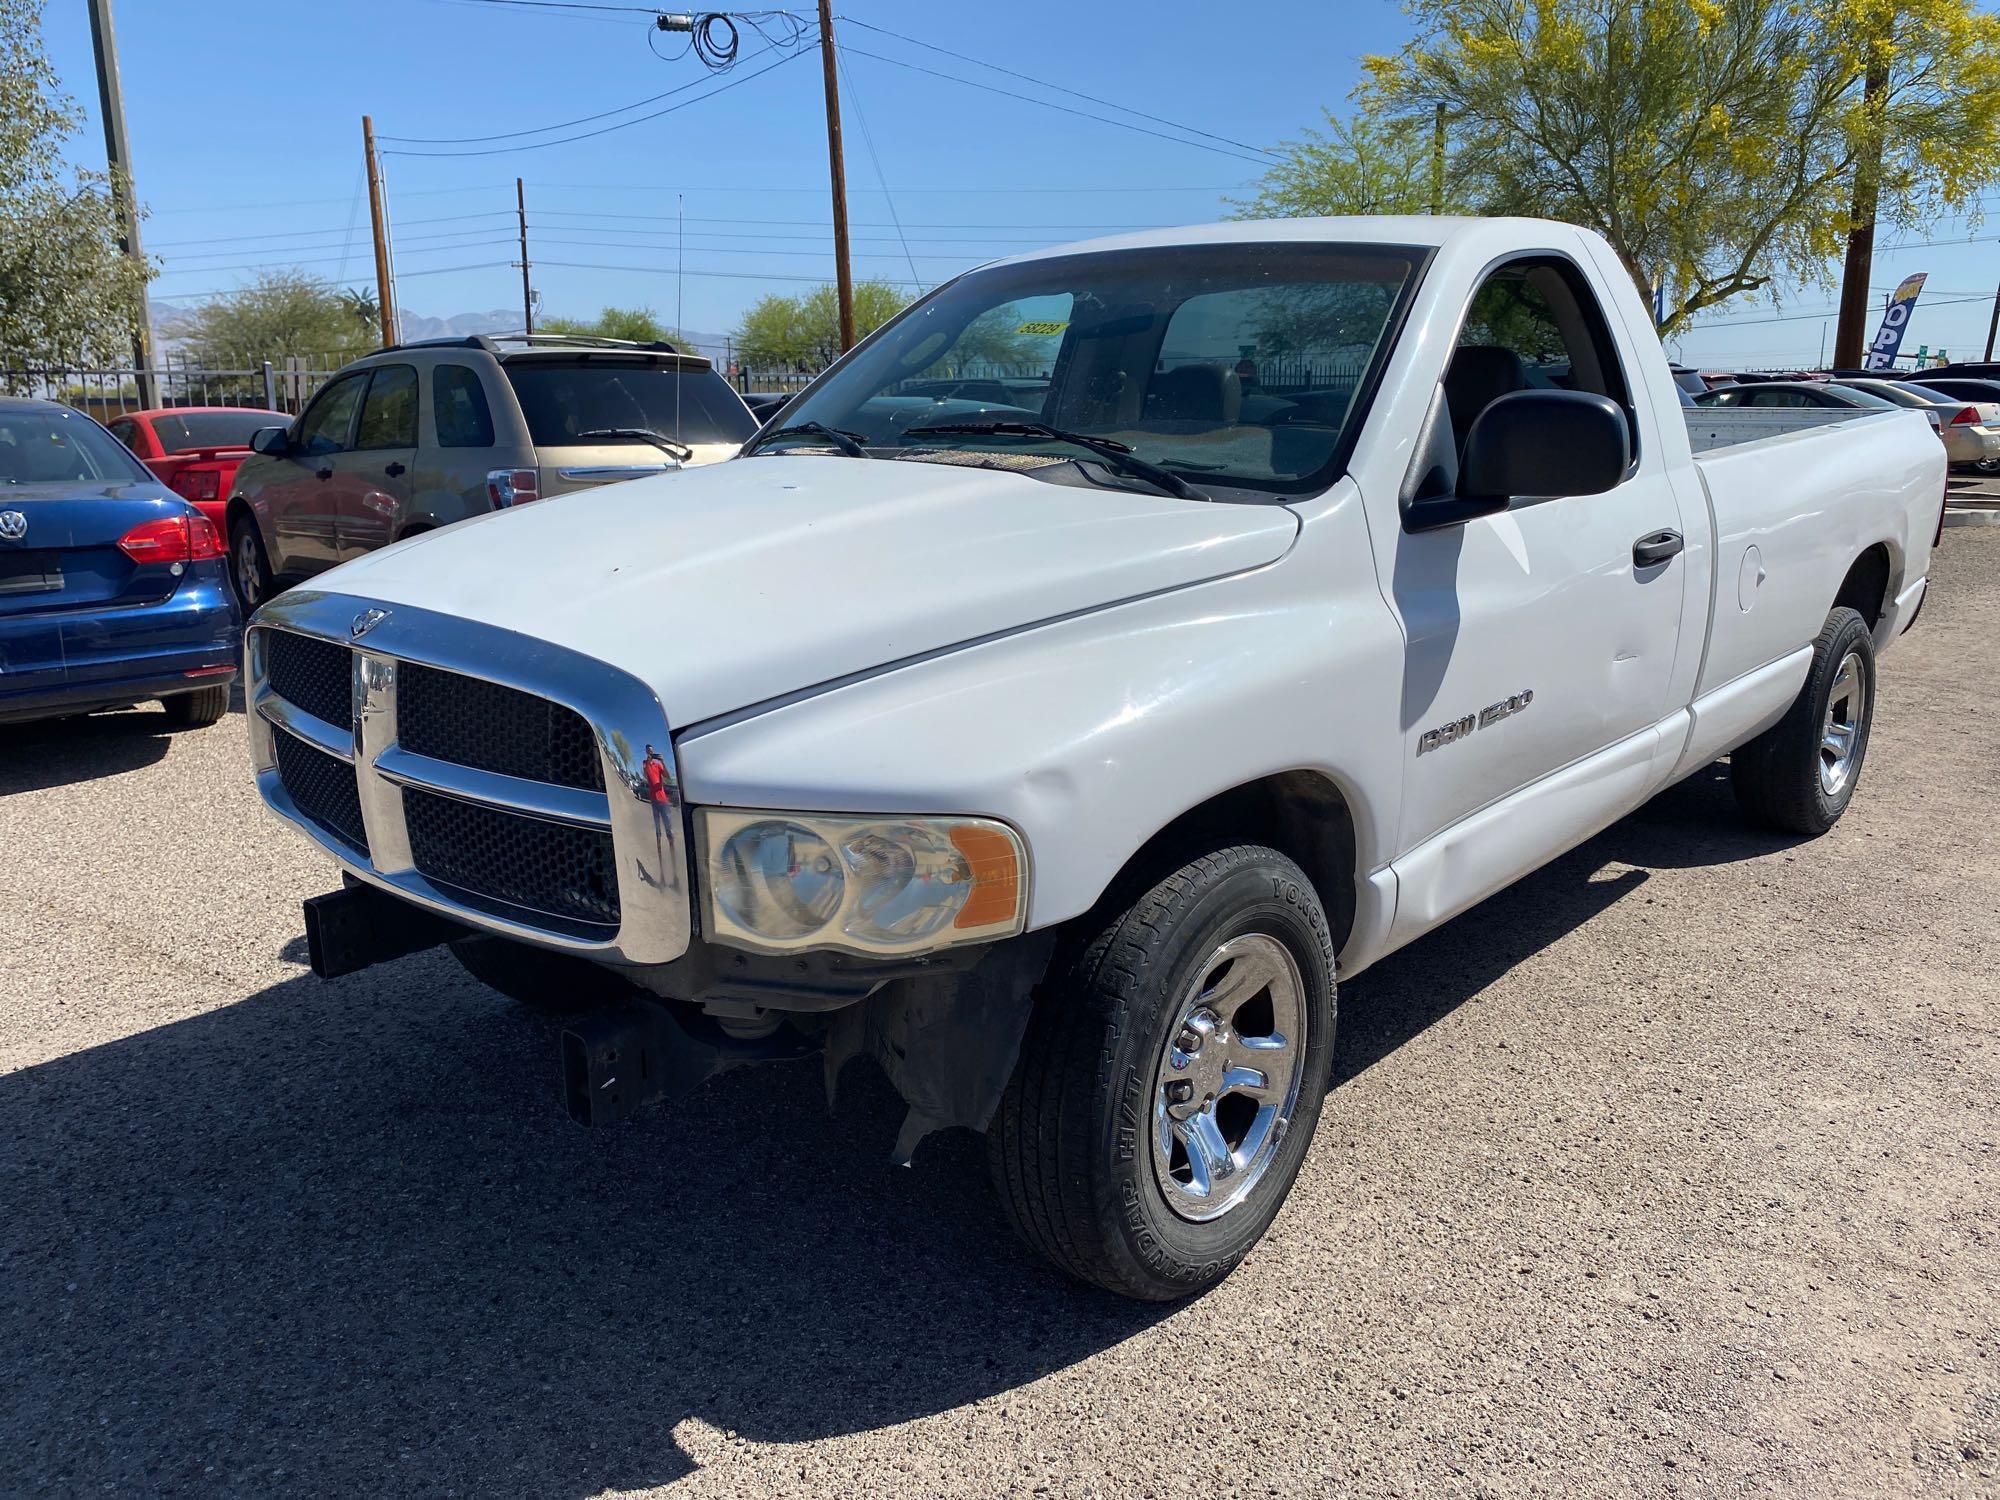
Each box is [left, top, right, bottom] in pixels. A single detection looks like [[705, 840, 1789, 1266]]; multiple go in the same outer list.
[[315, 465, 333, 481], [1633, 529, 1684, 567], [384, 461, 406, 478]]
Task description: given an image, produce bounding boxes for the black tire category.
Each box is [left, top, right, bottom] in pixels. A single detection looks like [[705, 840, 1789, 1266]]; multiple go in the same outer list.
[[1732, 605, 1877, 836], [161, 684, 229, 728], [447, 934, 635, 1015], [228, 511, 276, 614], [986, 844, 1338, 1301]]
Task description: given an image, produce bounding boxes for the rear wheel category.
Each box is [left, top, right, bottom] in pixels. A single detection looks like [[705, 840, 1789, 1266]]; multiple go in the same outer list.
[[1732, 605, 1876, 835], [987, 844, 1337, 1301], [161, 685, 229, 729], [229, 512, 275, 613]]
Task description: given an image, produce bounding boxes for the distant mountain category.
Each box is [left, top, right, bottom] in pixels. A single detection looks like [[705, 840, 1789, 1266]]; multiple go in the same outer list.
[[393, 309, 522, 341]]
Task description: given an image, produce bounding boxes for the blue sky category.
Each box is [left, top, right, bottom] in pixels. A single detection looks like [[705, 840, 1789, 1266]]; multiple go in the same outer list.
[[36, 0, 2000, 368]]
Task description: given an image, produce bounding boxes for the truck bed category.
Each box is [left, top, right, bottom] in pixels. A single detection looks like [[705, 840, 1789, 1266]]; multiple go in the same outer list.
[[1683, 405, 1879, 454]]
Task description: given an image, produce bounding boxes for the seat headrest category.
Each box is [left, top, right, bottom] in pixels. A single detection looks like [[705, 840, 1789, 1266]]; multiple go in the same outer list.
[[1147, 364, 1242, 423], [1443, 344, 1529, 438]]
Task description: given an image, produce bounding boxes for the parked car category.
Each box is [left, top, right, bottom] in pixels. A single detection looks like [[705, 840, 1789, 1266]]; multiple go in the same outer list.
[[1905, 375, 2000, 472], [224, 334, 760, 610], [1918, 360, 2000, 381], [1692, 380, 1895, 409], [0, 398, 237, 727], [106, 405, 290, 534], [245, 217, 1939, 1300], [1827, 377, 2000, 470], [739, 390, 793, 423]]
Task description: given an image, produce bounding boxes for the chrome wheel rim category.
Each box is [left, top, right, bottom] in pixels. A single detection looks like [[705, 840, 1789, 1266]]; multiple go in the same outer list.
[[1819, 650, 1867, 797], [1150, 932, 1307, 1223], [235, 532, 262, 608]]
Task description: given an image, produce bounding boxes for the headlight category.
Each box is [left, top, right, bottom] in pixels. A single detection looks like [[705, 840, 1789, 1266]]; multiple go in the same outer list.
[[696, 809, 1028, 956]]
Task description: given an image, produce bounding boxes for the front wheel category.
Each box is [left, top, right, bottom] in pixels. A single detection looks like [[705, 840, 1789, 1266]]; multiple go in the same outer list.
[[229, 512, 275, 614], [987, 844, 1337, 1301]]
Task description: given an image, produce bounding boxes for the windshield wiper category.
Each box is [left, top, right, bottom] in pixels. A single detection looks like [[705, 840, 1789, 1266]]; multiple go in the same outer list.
[[742, 421, 871, 458], [901, 420, 1208, 501], [572, 427, 694, 463]]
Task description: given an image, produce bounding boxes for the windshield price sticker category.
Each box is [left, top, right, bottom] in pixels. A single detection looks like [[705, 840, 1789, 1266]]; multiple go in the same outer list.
[[1014, 320, 1069, 336]]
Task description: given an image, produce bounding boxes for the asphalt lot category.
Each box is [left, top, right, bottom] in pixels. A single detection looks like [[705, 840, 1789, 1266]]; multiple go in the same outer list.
[[3, 532, 1997, 1499]]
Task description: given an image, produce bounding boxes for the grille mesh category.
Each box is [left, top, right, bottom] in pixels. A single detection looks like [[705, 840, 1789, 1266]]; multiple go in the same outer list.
[[404, 788, 619, 927], [265, 630, 352, 728], [274, 731, 368, 853], [398, 663, 604, 791]]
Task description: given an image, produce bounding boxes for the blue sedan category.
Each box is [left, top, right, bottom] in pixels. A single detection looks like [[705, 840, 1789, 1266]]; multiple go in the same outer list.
[[0, 398, 240, 727]]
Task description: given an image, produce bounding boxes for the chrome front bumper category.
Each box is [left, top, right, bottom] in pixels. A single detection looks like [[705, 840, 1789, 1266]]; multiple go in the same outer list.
[[246, 589, 691, 966]]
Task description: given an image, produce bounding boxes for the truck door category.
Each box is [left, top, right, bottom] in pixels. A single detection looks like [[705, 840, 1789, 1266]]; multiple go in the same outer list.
[[1386, 256, 1691, 870], [334, 363, 418, 561]]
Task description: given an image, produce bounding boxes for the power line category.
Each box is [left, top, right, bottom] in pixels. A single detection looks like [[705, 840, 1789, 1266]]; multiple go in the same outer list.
[[535, 256, 927, 285], [381, 46, 814, 158], [835, 16, 1279, 162], [838, 45, 1275, 167]]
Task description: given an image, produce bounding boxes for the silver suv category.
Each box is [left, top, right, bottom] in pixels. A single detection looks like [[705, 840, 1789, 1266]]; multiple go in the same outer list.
[[226, 334, 757, 609]]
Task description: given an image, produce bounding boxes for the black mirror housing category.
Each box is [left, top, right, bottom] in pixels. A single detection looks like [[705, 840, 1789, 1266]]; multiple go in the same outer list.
[[1461, 389, 1630, 503], [249, 425, 291, 456]]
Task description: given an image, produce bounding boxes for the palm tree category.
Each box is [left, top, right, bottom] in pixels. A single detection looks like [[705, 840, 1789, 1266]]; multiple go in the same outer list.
[[337, 286, 380, 328]]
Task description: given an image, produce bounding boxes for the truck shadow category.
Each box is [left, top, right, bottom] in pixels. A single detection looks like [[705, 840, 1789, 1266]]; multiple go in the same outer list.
[[1, 760, 1793, 1495]]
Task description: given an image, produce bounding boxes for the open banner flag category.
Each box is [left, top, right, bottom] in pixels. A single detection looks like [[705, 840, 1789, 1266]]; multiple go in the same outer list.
[[1863, 274, 1928, 371]]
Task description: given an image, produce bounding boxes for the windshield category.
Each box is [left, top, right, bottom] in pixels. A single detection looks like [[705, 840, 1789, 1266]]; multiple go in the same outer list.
[[151, 409, 286, 451], [0, 406, 153, 485], [765, 242, 1424, 496], [503, 359, 758, 447]]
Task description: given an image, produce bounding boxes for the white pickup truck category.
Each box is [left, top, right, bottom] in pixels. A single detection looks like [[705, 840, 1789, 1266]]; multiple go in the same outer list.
[[247, 217, 1943, 1300]]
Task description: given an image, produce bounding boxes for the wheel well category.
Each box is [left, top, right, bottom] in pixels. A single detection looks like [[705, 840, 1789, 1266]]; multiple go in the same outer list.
[[223, 497, 253, 533], [1833, 543, 1892, 627], [1116, 772, 1358, 953]]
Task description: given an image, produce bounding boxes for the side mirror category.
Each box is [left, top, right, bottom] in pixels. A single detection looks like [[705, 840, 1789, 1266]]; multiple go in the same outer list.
[[249, 425, 291, 456], [1462, 389, 1630, 502]]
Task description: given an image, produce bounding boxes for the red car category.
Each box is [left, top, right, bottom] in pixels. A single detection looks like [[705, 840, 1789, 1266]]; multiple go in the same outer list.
[[106, 407, 290, 535]]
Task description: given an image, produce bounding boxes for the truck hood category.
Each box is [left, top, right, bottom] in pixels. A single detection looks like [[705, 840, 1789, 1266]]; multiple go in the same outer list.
[[312, 454, 1298, 726]]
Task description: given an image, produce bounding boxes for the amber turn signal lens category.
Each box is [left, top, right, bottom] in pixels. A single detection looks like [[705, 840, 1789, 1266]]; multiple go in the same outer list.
[[948, 824, 1021, 930]]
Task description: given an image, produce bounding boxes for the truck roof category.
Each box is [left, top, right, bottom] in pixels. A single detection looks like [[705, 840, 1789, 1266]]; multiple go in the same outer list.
[[995, 215, 1580, 267]]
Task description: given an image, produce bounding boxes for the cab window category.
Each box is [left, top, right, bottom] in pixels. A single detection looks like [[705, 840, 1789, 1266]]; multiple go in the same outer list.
[[353, 364, 418, 450], [1445, 257, 1637, 459]]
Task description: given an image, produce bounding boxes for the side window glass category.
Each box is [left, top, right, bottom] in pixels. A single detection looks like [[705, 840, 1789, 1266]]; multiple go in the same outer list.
[[433, 363, 495, 448], [1445, 258, 1637, 462], [354, 364, 418, 449], [297, 375, 366, 456], [108, 419, 138, 452]]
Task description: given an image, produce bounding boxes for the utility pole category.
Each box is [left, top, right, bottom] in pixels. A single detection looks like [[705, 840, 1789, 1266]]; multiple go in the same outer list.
[[1985, 280, 2000, 362], [362, 116, 398, 347], [86, 0, 155, 407], [1431, 102, 1445, 216], [816, 0, 856, 352], [516, 178, 534, 336], [1832, 40, 1891, 370]]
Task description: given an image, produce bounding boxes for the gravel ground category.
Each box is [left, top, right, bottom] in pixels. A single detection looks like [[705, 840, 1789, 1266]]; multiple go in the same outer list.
[[2, 534, 1996, 1499]]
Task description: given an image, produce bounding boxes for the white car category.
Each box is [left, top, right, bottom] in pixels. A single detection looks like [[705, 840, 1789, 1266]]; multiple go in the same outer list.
[[246, 216, 1941, 1300]]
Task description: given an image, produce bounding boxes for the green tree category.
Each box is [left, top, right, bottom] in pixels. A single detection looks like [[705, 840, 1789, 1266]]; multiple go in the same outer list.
[[335, 285, 380, 331], [0, 0, 154, 377], [1352, 0, 2000, 333], [734, 279, 909, 368], [539, 304, 687, 344], [1231, 110, 1462, 219], [169, 270, 380, 366]]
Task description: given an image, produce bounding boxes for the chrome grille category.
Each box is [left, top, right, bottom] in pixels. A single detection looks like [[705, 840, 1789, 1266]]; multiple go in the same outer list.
[[265, 629, 351, 727], [404, 788, 620, 929], [273, 730, 368, 853], [398, 661, 604, 791], [246, 594, 688, 967]]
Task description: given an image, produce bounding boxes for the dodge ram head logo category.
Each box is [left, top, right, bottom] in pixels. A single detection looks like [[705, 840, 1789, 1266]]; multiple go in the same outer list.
[[0, 511, 26, 541], [349, 608, 390, 638]]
